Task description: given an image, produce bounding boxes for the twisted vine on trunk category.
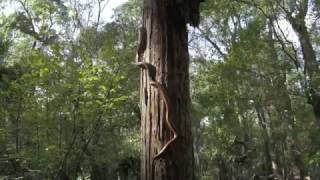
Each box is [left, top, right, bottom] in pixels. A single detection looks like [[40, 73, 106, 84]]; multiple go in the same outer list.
[[136, 62, 178, 163]]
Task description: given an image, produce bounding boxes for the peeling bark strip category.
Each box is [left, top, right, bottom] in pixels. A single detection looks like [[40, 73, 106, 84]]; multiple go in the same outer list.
[[136, 27, 147, 62], [137, 0, 203, 180]]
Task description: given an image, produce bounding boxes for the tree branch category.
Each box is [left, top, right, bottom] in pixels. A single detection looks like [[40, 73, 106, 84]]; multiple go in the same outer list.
[[197, 27, 226, 58]]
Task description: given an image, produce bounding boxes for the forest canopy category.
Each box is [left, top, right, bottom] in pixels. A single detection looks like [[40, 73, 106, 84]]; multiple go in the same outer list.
[[0, 0, 319, 179]]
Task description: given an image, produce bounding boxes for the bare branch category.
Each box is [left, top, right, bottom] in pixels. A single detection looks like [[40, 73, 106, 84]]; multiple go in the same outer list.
[[197, 27, 226, 58], [272, 18, 301, 70]]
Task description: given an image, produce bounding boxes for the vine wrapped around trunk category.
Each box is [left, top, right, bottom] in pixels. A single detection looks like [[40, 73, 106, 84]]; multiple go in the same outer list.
[[137, 0, 203, 179]]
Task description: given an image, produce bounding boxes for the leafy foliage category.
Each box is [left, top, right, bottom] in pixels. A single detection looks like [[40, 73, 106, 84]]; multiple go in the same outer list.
[[0, 0, 319, 179]]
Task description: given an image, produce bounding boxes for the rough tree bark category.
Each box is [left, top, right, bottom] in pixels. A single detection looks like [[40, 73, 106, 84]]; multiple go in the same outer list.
[[137, 0, 203, 180]]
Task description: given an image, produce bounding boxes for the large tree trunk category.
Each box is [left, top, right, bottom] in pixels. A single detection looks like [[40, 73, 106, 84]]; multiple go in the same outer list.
[[138, 0, 203, 180], [287, 0, 320, 126]]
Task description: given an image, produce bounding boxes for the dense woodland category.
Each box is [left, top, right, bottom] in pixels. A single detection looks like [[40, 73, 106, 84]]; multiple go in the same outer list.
[[0, 0, 319, 179]]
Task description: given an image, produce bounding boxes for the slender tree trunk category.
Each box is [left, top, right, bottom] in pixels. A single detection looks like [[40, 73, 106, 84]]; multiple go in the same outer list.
[[14, 97, 23, 154], [193, 114, 202, 179], [37, 123, 40, 162], [138, 0, 203, 179], [267, 18, 308, 179], [217, 157, 229, 180], [255, 104, 273, 179]]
